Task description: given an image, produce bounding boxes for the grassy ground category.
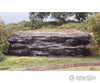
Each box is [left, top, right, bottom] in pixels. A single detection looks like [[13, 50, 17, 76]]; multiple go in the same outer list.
[[19, 28, 87, 34], [11, 22, 89, 35], [0, 56, 100, 70], [50, 66, 100, 71]]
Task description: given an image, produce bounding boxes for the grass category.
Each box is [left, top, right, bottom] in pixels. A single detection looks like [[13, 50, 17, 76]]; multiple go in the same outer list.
[[7, 22, 89, 35], [18, 26, 88, 35], [50, 66, 100, 71], [41, 23, 83, 29], [1, 56, 100, 70], [40, 22, 88, 32]]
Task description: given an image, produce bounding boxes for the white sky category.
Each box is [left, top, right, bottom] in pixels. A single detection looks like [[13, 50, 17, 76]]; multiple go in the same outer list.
[[0, 12, 30, 24], [0, 12, 76, 25], [0, 12, 57, 25]]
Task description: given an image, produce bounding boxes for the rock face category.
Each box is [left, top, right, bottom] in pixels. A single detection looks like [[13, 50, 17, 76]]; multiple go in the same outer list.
[[7, 32, 91, 57]]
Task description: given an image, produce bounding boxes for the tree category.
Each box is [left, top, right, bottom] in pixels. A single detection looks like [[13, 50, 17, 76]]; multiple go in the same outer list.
[[51, 12, 67, 23], [74, 12, 89, 22], [29, 12, 95, 29], [29, 12, 50, 21], [29, 12, 68, 28], [29, 12, 50, 29], [74, 12, 95, 22]]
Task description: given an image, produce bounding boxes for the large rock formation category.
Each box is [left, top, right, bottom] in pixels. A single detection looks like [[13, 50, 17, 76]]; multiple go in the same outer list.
[[7, 32, 91, 57]]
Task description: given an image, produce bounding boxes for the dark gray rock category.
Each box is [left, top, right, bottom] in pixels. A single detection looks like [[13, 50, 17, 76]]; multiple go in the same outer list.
[[7, 32, 91, 57]]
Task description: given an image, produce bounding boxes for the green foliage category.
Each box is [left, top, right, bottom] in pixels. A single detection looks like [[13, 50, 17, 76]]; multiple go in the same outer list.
[[69, 12, 95, 22], [6, 23, 17, 29], [17, 21, 32, 28], [31, 20, 44, 29], [75, 12, 88, 22], [30, 12, 68, 29], [88, 13, 100, 44], [80, 21, 89, 30], [6, 21, 32, 33], [57, 22, 82, 29], [0, 52, 6, 62], [29, 12, 50, 21], [40, 22, 88, 32], [51, 12, 67, 23], [30, 12, 50, 29], [0, 20, 10, 53], [6, 23, 18, 34], [29, 12, 93, 29]]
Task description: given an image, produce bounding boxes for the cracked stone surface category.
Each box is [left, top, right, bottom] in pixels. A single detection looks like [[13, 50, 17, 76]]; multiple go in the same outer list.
[[7, 32, 91, 57]]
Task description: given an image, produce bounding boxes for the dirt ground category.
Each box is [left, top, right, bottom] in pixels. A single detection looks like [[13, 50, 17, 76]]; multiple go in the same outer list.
[[49, 66, 100, 71], [18, 28, 88, 34]]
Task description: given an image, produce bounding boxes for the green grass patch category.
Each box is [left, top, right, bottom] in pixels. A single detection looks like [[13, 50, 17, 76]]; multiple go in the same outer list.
[[41, 23, 83, 29], [7, 22, 88, 34], [0, 56, 100, 70], [57, 23, 82, 29]]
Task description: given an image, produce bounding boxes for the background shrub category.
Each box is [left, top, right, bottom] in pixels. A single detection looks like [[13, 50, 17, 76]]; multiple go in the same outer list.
[[88, 13, 100, 44], [17, 21, 32, 29], [31, 21, 44, 29], [6, 21, 33, 33], [6, 23, 18, 35], [81, 21, 89, 30], [0, 52, 6, 62], [0, 20, 9, 53]]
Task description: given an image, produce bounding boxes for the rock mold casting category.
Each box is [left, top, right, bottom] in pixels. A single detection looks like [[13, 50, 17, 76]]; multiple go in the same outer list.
[[7, 32, 91, 57]]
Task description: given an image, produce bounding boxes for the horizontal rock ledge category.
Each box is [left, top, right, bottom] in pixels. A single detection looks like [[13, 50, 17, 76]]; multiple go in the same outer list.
[[7, 32, 91, 57]]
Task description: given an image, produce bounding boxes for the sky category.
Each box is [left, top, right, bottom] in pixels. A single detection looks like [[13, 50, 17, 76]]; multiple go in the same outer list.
[[0, 12, 30, 25], [0, 12, 75, 25], [0, 12, 56, 25]]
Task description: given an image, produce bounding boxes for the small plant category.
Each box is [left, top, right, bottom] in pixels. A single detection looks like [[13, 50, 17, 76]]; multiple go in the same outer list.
[[0, 66, 9, 70], [90, 45, 100, 56], [0, 52, 6, 62], [89, 66, 97, 71]]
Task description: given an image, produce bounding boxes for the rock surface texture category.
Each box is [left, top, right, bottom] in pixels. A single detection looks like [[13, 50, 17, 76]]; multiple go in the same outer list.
[[7, 32, 91, 57]]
